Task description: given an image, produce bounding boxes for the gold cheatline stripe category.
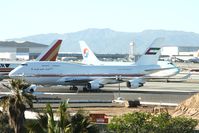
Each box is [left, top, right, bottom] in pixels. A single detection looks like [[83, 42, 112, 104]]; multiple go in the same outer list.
[[46, 45, 60, 61]]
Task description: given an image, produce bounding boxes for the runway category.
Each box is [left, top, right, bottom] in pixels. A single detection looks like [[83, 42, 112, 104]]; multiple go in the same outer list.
[[0, 80, 199, 107]]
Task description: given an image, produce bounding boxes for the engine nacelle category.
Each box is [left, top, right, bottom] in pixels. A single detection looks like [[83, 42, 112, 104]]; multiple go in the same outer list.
[[126, 78, 145, 89], [87, 81, 104, 90], [25, 84, 37, 93]]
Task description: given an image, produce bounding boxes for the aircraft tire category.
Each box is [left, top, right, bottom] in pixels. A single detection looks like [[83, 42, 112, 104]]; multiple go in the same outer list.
[[83, 87, 88, 92]]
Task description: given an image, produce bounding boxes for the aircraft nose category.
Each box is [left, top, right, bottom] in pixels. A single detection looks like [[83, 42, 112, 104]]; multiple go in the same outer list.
[[9, 69, 16, 78], [9, 67, 22, 78]]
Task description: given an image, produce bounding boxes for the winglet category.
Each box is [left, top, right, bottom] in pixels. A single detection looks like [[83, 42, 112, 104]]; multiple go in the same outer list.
[[36, 40, 62, 61], [79, 41, 100, 65], [135, 38, 165, 66]]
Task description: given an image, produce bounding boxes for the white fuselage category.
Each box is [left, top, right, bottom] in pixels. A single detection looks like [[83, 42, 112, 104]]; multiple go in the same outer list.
[[9, 61, 162, 85], [147, 61, 179, 77], [84, 60, 179, 78]]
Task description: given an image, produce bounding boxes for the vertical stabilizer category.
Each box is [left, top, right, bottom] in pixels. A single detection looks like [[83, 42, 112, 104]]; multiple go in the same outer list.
[[135, 38, 165, 66], [36, 40, 62, 61], [79, 41, 100, 65]]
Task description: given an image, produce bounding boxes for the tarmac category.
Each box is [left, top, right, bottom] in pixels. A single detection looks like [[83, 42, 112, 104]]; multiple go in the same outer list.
[[1, 71, 199, 108]]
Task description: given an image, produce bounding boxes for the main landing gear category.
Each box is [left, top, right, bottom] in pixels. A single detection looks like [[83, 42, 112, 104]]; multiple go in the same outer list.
[[69, 85, 78, 90], [69, 85, 89, 92]]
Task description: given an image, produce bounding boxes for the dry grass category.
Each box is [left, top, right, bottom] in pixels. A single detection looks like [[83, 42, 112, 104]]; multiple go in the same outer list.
[[68, 106, 175, 116]]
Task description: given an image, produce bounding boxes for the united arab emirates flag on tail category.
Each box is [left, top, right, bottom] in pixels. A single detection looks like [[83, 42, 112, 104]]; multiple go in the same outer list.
[[145, 47, 160, 55]]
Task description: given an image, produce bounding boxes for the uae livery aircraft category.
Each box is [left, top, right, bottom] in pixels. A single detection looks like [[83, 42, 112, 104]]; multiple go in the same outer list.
[[9, 40, 176, 91], [0, 40, 62, 80], [79, 39, 180, 78]]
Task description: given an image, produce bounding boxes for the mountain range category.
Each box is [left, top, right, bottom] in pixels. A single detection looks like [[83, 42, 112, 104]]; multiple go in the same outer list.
[[10, 28, 199, 54]]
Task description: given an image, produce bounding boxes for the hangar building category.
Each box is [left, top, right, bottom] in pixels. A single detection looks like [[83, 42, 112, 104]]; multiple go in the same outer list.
[[0, 41, 47, 61]]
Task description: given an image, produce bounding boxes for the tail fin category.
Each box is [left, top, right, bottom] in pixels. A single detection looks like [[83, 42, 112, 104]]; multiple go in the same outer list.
[[36, 40, 62, 61], [135, 38, 165, 66], [79, 41, 100, 65]]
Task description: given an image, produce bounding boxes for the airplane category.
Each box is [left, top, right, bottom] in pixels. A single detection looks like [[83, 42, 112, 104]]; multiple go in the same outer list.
[[9, 40, 176, 92], [0, 40, 62, 80], [79, 40, 180, 78], [188, 57, 199, 63], [174, 50, 199, 63]]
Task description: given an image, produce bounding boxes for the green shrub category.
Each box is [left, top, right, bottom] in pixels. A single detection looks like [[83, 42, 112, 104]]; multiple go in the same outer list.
[[108, 112, 198, 133]]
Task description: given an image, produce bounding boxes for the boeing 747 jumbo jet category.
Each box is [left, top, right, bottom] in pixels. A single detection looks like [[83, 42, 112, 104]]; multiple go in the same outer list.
[[9, 40, 176, 92], [0, 40, 62, 80], [79, 39, 180, 78]]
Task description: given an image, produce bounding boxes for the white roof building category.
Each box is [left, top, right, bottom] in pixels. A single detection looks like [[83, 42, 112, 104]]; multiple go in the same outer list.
[[0, 41, 47, 61]]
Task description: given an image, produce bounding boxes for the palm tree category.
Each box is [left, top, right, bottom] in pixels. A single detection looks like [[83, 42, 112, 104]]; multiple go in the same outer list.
[[46, 102, 71, 133], [26, 102, 70, 133], [26, 102, 98, 133], [46, 103, 57, 133], [69, 110, 99, 133], [0, 111, 14, 133], [0, 79, 35, 133], [25, 113, 48, 133], [56, 102, 70, 133]]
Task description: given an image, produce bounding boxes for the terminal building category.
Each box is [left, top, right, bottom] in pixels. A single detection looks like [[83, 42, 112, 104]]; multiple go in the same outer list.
[[161, 47, 199, 56], [0, 41, 47, 61]]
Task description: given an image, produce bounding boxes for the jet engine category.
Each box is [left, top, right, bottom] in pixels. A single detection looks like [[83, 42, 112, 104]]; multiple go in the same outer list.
[[126, 78, 145, 89], [87, 81, 104, 90], [25, 84, 37, 93]]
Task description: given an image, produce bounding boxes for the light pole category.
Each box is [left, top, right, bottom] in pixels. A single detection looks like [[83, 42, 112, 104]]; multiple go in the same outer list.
[[116, 75, 122, 97]]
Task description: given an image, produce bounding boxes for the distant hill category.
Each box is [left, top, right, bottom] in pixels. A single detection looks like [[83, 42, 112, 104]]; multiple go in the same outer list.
[[10, 29, 199, 54], [0, 41, 46, 47]]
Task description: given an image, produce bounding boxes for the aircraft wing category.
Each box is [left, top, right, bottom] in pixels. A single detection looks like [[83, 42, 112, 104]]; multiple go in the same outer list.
[[57, 76, 141, 86], [57, 77, 93, 85], [145, 67, 177, 73], [145, 73, 191, 82]]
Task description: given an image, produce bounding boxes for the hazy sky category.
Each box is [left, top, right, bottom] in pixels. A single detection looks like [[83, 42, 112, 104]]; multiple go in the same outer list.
[[0, 0, 198, 40]]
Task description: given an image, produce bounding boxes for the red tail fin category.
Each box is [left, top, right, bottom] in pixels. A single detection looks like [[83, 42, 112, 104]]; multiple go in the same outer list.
[[37, 40, 62, 61]]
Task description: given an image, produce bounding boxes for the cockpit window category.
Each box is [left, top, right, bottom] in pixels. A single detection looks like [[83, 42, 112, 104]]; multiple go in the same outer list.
[[21, 63, 28, 66]]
